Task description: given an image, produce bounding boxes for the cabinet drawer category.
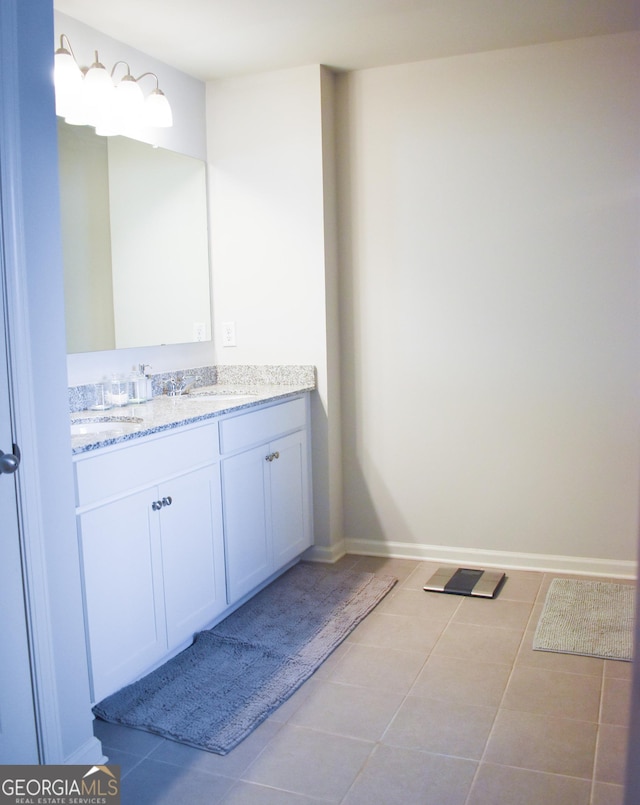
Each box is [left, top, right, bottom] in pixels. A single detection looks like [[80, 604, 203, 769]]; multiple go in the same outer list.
[[219, 396, 307, 455], [75, 423, 218, 506]]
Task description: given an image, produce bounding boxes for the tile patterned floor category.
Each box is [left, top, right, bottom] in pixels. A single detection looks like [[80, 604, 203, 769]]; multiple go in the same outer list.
[[95, 555, 634, 804]]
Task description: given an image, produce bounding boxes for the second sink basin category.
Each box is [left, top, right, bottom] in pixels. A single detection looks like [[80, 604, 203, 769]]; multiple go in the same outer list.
[[70, 417, 144, 437], [187, 393, 257, 402]]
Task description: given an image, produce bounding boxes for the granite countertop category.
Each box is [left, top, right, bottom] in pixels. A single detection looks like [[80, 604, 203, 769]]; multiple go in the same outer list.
[[70, 383, 314, 455]]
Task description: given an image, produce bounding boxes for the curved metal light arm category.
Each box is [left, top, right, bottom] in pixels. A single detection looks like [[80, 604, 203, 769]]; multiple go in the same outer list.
[[135, 71, 161, 90]]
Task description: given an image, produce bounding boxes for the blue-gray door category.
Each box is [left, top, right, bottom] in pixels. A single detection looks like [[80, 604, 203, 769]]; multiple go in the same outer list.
[[0, 243, 39, 763], [0, 0, 40, 763]]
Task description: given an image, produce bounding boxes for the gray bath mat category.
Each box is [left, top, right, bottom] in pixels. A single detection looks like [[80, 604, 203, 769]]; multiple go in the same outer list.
[[93, 561, 396, 754], [533, 578, 635, 661]]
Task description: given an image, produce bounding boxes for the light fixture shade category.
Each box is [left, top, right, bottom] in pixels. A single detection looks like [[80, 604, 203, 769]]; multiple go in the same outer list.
[[53, 37, 174, 133], [54, 49, 83, 118], [63, 100, 89, 127], [144, 89, 173, 128], [114, 75, 144, 126], [82, 56, 114, 127]]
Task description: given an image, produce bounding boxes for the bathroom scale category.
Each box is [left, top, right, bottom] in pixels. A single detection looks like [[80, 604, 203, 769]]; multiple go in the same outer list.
[[423, 567, 506, 598]]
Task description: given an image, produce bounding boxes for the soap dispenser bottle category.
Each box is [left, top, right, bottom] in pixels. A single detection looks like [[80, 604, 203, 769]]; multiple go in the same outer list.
[[129, 364, 148, 404]]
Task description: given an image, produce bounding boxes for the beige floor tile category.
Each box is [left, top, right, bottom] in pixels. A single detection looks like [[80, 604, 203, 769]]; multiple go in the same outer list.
[[342, 744, 477, 805], [94, 717, 164, 758], [348, 610, 445, 653], [400, 561, 446, 590], [516, 626, 605, 677], [595, 724, 629, 786], [288, 680, 404, 741], [121, 758, 235, 804], [537, 573, 587, 599], [497, 570, 544, 603], [452, 596, 533, 631], [410, 654, 511, 707], [381, 695, 497, 760], [308, 639, 354, 680], [328, 643, 427, 694], [95, 559, 636, 804], [431, 621, 523, 665], [601, 676, 632, 726], [501, 665, 601, 722], [266, 677, 320, 723], [243, 724, 373, 800], [605, 658, 633, 680], [323, 555, 362, 572], [100, 746, 144, 778], [591, 781, 625, 805], [467, 762, 591, 805], [149, 718, 282, 779], [221, 782, 321, 804], [376, 586, 461, 620], [351, 556, 421, 583], [484, 709, 597, 778]]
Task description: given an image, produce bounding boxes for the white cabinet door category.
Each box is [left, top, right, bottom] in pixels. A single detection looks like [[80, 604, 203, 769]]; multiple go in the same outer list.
[[79, 488, 165, 703], [222, 422, 312, 605], [221, 444, 271, 603], [270, 430, 312, 568], [160, 464, 226, 649]]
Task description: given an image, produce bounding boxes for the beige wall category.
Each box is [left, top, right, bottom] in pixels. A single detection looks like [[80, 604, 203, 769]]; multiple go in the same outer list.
[[337, 33, 640, 574], [207, 65, 343, 556]]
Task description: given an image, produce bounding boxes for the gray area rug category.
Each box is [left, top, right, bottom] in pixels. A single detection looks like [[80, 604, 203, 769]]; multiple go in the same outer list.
[[533, 578, 635, 661], [93, 562, 396, 754]]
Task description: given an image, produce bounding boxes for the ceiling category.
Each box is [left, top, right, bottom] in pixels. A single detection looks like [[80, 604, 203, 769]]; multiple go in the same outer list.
[[54, 0, 639, 81]]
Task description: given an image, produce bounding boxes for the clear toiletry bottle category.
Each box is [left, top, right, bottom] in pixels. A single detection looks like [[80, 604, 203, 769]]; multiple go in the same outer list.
[[91, 379, 113, 411], [109, 374, 130, 407], [129, 364, 148, 404]]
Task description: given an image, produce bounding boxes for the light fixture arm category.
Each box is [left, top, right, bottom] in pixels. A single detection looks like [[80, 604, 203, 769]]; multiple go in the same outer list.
[[111, 60, 135, 80], [55, 33, 78, 62], [135, 71, 161, 90]]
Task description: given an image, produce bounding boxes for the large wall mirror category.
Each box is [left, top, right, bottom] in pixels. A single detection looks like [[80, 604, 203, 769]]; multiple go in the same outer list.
[[58, 120, 212, 353]]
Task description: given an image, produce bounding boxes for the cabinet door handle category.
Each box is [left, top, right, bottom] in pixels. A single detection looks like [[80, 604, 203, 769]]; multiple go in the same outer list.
[[265, 452, 280, 462], [152, 496, 173, 511], [273, 451, 279, 460]]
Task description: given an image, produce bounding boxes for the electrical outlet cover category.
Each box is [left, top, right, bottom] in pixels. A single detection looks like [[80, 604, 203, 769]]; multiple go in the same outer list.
[[222, 321, 236, 347]]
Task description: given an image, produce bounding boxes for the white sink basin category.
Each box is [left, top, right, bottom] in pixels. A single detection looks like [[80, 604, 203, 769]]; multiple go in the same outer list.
[[70, 418, 143, 437], [187, 393, 257, 402]]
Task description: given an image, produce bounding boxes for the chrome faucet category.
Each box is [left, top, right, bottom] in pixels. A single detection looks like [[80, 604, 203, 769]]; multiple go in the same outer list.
[[167, 375, 201, 396]]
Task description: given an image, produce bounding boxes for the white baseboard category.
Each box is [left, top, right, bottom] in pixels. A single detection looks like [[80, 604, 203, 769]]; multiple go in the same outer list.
[[303, 542, 347, 564], [64, 735, 107, 765], [344, 538, 637, 579]]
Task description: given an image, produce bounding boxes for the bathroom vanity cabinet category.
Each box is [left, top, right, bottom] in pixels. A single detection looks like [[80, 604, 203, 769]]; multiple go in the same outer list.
[[220, 396, 312, 603], [74, 423, 225, 703], [72, 393, 312, 703]]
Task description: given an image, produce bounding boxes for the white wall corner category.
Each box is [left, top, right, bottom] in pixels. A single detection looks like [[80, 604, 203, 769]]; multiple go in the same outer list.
[[303, 541, 347, 564]]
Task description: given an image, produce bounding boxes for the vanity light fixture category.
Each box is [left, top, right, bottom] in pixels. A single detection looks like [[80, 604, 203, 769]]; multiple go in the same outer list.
[[54, 34, 173, 135]]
